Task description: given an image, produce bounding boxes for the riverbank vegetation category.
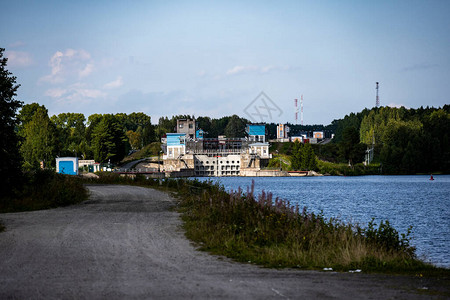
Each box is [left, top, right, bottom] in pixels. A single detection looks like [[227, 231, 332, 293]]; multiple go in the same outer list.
[[176, 179, 438, 274], [0, 170, 88, 213], [82, 173, 447, 275]]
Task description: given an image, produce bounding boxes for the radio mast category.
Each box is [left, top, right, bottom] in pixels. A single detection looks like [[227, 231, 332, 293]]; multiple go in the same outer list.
[[376, 82, 380, 107], [301, 95, 304, 126]]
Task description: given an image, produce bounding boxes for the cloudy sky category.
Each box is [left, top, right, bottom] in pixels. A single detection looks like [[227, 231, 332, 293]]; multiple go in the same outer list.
[[2, 0, 449, 125]]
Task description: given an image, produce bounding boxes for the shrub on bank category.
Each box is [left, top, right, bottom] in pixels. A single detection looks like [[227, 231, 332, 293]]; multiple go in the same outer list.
[[318, 160, 381, 176], [84, 173, 440, 273], [0, 169, 88, 213], [175, 179, 434, 273]]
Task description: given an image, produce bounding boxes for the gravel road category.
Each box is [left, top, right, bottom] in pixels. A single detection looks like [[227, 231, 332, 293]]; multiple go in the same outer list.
[[0, 185, 447, 299]]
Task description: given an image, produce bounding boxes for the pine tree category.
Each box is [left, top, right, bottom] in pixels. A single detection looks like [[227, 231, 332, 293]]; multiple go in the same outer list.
[[290, 141, 302, 170]]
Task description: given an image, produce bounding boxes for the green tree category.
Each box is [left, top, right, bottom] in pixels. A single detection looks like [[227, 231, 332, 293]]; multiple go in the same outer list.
[[224, 115, 246, 138], [91, 119, 115, 163], [0, 48, 23, 198], [90, 114, 127, 163], [51, 113, 86, 157], [126, 130, 142, 150], [339, 126, 365, 165], [301, 143, 317, 171], [290, 141, 302, 170], [20, 106, 56, 170], [196, 116, 212, 136], [17, 102, 44, 130]]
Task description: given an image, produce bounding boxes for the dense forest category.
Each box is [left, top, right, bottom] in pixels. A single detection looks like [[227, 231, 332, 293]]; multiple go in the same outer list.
[[328, 105, 450, 174]]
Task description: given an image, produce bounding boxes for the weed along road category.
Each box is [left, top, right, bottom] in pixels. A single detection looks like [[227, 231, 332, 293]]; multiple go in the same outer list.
[[0, 185, 447, 299]]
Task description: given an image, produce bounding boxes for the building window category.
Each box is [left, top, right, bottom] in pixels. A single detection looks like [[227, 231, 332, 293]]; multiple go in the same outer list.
[[179, 124, 183, 128], [189, 123, 193, 129]]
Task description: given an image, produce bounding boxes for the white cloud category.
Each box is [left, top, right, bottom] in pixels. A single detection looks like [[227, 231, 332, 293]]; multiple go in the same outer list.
[[79, 63, 94, 77], [226, 65, 258, 75], [70, 88, 106, 99], [225, 65, 291, 76], [5, 51, 33, 67], [40, 49, 93, 83], [45, 84, 106, 103], [45, 88, 68, 98], [103, 76, 123, 89]]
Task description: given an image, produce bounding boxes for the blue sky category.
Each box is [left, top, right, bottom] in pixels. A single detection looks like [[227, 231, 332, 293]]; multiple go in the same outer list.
[[2, 0, 449, 125]]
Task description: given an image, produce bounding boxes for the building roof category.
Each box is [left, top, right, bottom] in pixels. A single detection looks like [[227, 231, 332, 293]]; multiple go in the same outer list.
[[247, 124, 265, 136]]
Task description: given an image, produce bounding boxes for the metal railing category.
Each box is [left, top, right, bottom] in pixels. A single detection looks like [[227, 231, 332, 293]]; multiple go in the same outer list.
[[114, 167, 159, 173]]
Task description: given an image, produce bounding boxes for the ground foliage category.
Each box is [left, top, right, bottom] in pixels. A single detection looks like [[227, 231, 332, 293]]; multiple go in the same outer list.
[[85, 173, 445, 274], [333, 105, 450, 174], [0, 169, 88, 213]]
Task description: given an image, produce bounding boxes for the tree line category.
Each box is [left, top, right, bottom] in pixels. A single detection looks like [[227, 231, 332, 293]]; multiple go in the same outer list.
[[328, 105, 450, 174], [16, 103, 156, 168]]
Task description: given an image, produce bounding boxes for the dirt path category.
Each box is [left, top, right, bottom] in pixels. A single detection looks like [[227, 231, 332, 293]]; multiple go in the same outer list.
[[0, 185, 447, 299]]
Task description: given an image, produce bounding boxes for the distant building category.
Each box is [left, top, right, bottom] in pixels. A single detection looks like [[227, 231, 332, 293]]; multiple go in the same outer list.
[[177, 118, 196, 139], [291, 136, 303, 143], [165, 133, 186, 159], [196, 129, 204, 139], [162, 122, 271, 176], [246, 124, 266, 143], [56, 157, 79, 175], [276, 124, 289, 139], [313, 131, 324, 139]]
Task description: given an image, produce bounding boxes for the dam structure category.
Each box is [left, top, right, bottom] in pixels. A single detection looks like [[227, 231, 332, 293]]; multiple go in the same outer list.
[[161, 119, 271, 177]]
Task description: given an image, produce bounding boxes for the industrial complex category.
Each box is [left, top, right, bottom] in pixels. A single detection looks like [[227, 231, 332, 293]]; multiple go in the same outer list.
[[160, 118, 325, 177]]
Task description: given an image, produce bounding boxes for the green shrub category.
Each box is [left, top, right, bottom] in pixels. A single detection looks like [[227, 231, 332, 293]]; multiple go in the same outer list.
[[176, 179, 431, 272], [0, 169, 88, 213]]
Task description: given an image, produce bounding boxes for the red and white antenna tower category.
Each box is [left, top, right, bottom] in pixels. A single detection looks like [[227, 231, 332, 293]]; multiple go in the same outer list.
[[300, 95, 304, 126], [294, 99, 298, 124], [375, 82, 380, 107]]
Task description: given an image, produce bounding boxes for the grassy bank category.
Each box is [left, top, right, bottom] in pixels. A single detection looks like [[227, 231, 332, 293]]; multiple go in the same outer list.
[[120, 142, 162, 164], [0, 169, 88, 213], [177, 180, 435, 273], [317, 160, 382, 176], [85, 173, 446, 275]]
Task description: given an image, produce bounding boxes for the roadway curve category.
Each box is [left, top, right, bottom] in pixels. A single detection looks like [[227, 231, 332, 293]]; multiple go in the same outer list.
[[0, 185, 447, 299]]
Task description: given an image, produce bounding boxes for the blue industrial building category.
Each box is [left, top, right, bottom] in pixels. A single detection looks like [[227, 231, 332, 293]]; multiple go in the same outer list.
[[56, 157, 79, 175]]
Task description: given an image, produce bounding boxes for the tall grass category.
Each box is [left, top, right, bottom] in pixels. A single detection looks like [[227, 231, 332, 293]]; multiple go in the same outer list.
[[318, 160, 381, 176], [0, 169, 88, 213], [176, 179, 435, 273], [83, 173, 442, 274]]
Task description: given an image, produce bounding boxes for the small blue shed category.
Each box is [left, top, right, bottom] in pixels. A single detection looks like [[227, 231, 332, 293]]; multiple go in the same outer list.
[[56, 157, 79, 175]]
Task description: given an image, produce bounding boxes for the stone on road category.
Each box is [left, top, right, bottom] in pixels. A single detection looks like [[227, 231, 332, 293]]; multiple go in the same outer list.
[[0, 185, 445, 299]]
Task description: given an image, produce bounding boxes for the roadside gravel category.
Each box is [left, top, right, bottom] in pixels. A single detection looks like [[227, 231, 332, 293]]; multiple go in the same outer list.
[[0, 185, 447, 299]]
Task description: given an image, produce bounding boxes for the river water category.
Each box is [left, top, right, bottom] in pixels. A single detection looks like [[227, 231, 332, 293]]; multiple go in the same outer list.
[[197, 175, 450, 268]]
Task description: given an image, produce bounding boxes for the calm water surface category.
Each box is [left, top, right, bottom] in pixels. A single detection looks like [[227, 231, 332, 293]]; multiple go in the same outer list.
[[197, 175, 450, 268]]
